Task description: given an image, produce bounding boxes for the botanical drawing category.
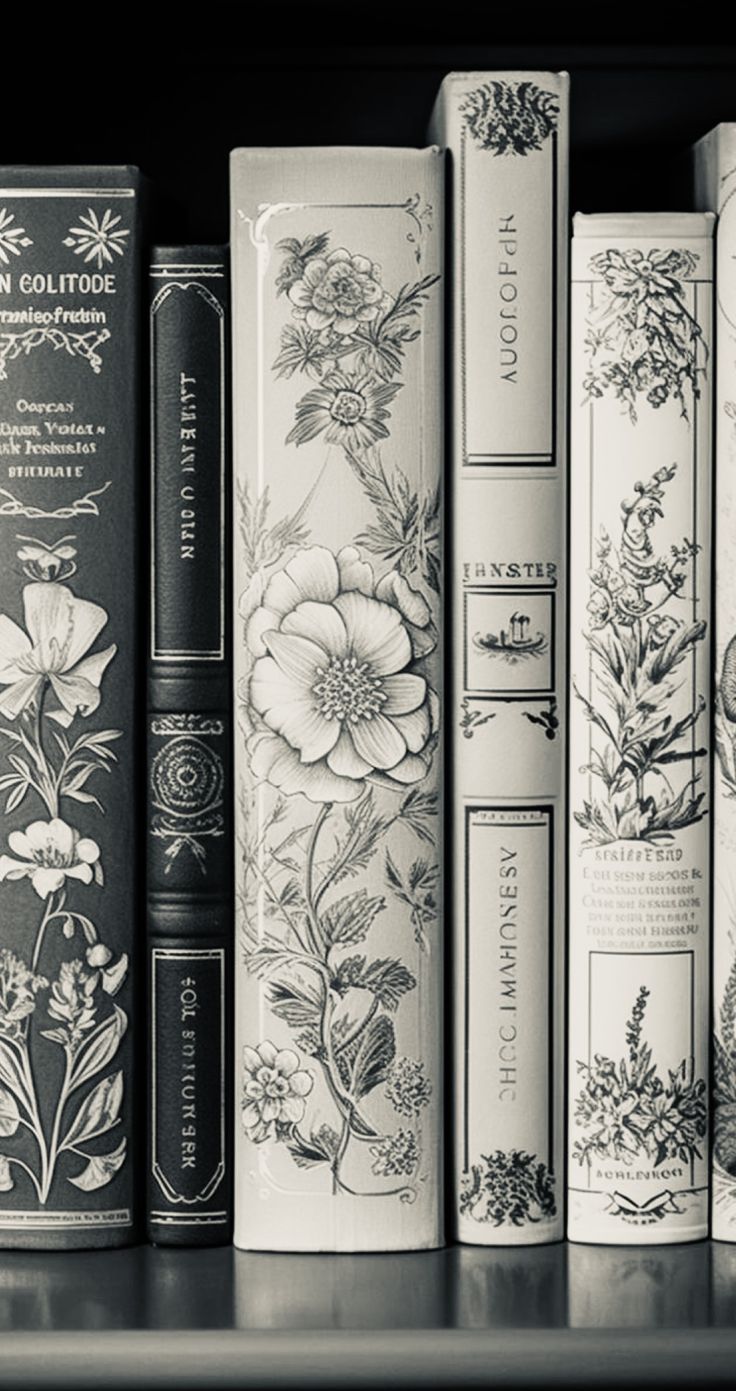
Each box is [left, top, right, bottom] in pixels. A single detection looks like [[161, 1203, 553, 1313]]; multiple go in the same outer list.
[[460, 80, 559, 156], [583, 248, 705, 422], [0, 537, 127, 1202], [459, 1150, 556, 1227], [574, 986, 706, 1175], [574, 464, 707, 847], [236, 223, 440, 1200], [713, 926, 736, 1210]]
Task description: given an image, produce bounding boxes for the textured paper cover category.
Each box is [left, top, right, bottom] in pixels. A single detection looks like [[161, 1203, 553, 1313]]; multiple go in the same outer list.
[[430, 72, 567, 1244], [0, 168, 141, 1246], [568, 213, 713, 1244], [694, 127, 736, 1240], [231, 147, 443, 1250]]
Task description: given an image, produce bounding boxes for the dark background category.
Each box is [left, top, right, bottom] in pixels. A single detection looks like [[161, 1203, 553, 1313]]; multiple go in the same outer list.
[[4, 14, 736, 239]]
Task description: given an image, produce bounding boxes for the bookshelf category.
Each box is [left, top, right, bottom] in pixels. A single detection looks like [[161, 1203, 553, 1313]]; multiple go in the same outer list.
[[2, 19, 736, 1386]]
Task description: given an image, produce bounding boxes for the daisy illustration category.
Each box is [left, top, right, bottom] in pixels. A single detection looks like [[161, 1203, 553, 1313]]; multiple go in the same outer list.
[[286, 370, 401, 451], [63, 208, 129, 270]]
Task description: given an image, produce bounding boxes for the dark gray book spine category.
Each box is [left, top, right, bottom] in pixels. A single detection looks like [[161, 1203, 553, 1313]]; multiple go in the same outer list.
[[147, 247, 232, 1244], [0, 166, 142, 1247]]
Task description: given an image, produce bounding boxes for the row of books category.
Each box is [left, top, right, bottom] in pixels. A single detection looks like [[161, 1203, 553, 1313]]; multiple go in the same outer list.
[[0, 72, 732, 1253]]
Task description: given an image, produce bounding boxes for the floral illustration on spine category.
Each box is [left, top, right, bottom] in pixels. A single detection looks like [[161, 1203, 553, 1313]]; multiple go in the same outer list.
[[583, 248, 704, 422], [237, 221, 439, 1200], [460, 1150, 556, 1226], [713, 931, 736, 1211], [575, 465, 707, 847], [0, 537, 127, 1202], [460, 80, 559, 155], [63, 209, 129, 270], [0, 209, 32, 264], [574, 987, 707, 1210]]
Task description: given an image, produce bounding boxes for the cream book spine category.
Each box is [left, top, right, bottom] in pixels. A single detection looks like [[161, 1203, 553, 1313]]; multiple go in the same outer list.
[[429, 72, 568, 1244], [231, 147, 443, 1251], [694, 125, 736, 1241], [568, 212, 713, 1244]]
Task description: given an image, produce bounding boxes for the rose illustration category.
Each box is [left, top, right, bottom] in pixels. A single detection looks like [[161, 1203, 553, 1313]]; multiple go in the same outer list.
[[241, 1040, 313, 1142], [288, 247, 391, 338], [246, 545, 437, 803], [0, 582, 116, 725]]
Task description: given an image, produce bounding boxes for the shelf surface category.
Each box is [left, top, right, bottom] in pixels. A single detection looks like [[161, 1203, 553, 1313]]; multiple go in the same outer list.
[[0, 1241, 733, 1386]]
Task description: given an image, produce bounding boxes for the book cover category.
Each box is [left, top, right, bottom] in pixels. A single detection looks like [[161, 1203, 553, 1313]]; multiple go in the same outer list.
[[429, 72, 568, 1244], [568, 212, 713, 1244], [694, 126, 736, 1241], [231, 146, 444, 1251], [0, 167, 142, 1246], [147, 247, 232, 1243]]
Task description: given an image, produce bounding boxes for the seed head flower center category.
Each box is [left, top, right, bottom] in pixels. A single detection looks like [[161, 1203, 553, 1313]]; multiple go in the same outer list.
[[313, 654, 386, 723], [330, 388, 366, 427]]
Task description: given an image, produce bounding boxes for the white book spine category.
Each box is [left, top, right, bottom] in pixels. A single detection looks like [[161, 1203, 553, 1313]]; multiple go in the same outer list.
[[231, 147, 444, 1251], [694, 125, 736, 1241], [430, 72, 568, 1244], [568, 213, 713, 1244]]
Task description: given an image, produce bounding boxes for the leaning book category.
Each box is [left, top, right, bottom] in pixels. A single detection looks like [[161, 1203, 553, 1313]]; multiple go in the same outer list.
[[694, 125, 736, 1240], [0, 167, 143, 1246], [231, 146, 444, 1251], [429, 72, 568, 1244], [568, 212, 713, 1243]]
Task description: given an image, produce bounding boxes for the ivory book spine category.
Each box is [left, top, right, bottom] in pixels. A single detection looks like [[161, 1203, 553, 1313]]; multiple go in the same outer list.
[[231, 146, 444, 1251], [147, 247, 232, 1244], [0, 166, 143, 1246], [429, 71, 568, 1244], [694, 126, 736, 1241], [568, 212, 713, 1244]]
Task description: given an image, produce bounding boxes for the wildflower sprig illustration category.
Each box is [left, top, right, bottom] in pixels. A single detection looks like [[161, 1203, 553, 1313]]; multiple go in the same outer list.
[[0, 538, 126, 1203], [272, 232, 440, 593], [575, 464, 707, 846], [574, 986, 707, 1171]]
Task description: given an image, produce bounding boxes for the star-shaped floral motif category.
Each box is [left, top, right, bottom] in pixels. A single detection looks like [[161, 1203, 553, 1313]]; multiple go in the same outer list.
[[63, 209, 129, 270], [0, 209, 32, 266]]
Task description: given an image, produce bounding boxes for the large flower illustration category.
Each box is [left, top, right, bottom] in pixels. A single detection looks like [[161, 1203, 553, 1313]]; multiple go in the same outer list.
[[246, 545, 437, 803], [0, 818, 101, 899], [241, 1040, 313, 1142], [286, 370, 401, 450], [592, 248, 698, 304], [288, 247, 391, 338], [0, 582, 116, 724]]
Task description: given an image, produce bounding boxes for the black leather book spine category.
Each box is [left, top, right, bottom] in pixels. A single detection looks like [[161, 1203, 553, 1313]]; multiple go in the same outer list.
[[147, 247, 232, 1244], [0, 166, 143, 1247]]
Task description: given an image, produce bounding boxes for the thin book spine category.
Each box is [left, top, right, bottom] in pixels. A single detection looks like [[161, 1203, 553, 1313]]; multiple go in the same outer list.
[[231, 146, 444, 1251], [0, 167, 143, 1247], [694, 125, 736, 1240], [568, 212, 713, 1244], [147, 247, 233, 1244], [429, 72, 568, 1244]]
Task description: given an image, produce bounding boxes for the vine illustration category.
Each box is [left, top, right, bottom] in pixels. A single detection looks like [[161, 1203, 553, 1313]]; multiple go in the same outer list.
[[583, 247, 705, 422], [459, 1150, 556, 1226], [574, 986, 707, 1175], [0, 536, 127, 1202], [574, 464, 707, 847], [236, 219, 440, 1200]]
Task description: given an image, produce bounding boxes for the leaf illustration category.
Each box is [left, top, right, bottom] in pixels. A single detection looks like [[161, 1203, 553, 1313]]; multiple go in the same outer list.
[[68, 1138, 126, 1191], [269, 979, 322, 1032], [286, 1129, 334, 1170], [321, 889, 385, 946], [61, 1070, 123, 1150], [331, 955, 416, 1011], [0, 1085, 20, 1138], [397, 787, 438, 843], [68, 1007, 127, 1093], [0, 1039, 32, 1111], [351, 1015, 396, 1101], [5, 781, 29, 814]]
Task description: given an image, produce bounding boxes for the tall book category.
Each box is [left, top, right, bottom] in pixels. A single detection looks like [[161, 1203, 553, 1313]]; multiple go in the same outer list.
[[147, 247, 232, 1243], [568, 213, 713, 1243], [0, 167, 143, 1246], [231, 146, 444, 1251], [694, 127, 736, 1241], [429, 72, 568, 1243]]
